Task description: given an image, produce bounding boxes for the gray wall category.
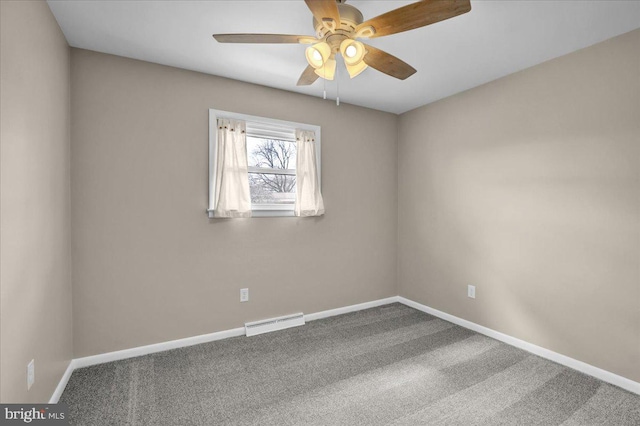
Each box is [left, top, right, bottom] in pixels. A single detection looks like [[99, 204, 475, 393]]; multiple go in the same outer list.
[[70, 49, 398, 357], [398, 29, 640, 382], [0, 1, 73, 402]]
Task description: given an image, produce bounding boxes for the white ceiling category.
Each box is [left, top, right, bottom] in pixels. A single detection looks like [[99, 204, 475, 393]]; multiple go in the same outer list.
[[47, 0, 640, 114]]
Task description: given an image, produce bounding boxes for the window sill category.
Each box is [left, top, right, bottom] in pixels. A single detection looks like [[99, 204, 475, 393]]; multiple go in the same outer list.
[[252, 210, 294, 218], [207, 209, 295, 218]]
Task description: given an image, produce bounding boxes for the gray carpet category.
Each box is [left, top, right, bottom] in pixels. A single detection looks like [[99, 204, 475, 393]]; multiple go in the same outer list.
[[60, 303, 640, 425]]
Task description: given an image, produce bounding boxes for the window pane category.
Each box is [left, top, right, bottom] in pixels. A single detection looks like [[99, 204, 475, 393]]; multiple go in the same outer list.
[[249, 173, 296, 204], [247, 137, 296, 170]]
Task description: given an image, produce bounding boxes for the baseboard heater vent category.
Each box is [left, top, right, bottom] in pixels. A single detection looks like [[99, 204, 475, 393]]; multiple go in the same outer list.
[[245, 313, 305, 337]]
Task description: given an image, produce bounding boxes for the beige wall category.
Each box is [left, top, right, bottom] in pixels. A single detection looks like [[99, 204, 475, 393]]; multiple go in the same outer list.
[[398, 29, 640, 382], [70, 49, 398, 357], [0, 1, 73, 402], [2, 3, 635, 398]]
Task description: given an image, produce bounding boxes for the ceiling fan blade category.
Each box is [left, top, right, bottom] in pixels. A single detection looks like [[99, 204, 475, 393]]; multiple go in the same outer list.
[[213, 34, 316, 44], [355, 0, 471, 39], [304, 0, 341, 28], [297, 65, 320, 86], [362, 44, 417, 80]]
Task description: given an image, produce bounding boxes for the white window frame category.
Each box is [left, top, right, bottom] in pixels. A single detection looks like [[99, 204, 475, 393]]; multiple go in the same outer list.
[[208, 109, 321, 218]]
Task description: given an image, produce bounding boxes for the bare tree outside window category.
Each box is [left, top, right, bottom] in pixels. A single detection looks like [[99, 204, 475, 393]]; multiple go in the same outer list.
[[247, 137, 296, 204]]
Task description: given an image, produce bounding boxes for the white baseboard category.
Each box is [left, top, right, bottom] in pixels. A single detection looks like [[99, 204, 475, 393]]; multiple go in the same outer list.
[[50, 296, 399, 402], [397, 296, 640, 395], [51, 294, 638, 403], [305, 296, 399, 322], [49, 360, 75, 403], [72, 326, 246, 371]]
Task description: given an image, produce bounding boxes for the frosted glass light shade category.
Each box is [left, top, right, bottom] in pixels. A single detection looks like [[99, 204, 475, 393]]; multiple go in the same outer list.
[[305, 42, 331, 69], [314, 57, 336, 80], [345, 60, 368, 78], [340, 39, 366, 66]]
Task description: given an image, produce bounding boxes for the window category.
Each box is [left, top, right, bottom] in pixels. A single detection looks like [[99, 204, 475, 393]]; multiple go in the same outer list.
[[246, 123, 296, 208], [208, 109, 321, 217]]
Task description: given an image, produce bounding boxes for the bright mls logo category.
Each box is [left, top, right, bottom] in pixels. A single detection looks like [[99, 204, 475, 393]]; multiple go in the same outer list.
[[0, 404, 68, 425]]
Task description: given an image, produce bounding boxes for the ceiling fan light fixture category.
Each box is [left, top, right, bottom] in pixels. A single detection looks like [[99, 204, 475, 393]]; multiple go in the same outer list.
[[339, 39, 366, 66], [305, 42, 331, 69], [313, 57, 336, 80], [214, 0, 471, 86]]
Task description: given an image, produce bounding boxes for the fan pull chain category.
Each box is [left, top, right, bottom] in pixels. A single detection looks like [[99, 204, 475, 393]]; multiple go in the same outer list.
[[323, 77, 326, 100], [336, 63, 340, 106], [323, 62, 327, 100]]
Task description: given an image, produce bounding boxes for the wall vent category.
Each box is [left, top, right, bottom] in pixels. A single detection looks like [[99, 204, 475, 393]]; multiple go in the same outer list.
[[245, 313, 305, 337]]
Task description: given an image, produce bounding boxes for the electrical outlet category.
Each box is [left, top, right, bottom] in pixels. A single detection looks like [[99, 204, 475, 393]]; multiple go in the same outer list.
[[240, 288, 249, 302], [27, 359, 35, 390], [468, 285, 476, 299]]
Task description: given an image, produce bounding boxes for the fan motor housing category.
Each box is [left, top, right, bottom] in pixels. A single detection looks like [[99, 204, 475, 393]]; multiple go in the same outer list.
[[313, 3, 364, 43]]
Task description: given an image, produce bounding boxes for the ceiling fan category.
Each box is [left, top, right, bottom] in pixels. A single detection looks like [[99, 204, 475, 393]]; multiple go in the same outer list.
[[213, 0, 471, 86]]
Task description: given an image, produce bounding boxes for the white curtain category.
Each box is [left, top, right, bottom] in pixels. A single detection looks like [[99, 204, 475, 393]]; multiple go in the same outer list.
[[213, 119, 251, 218], [294, 129, 325, 217]]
